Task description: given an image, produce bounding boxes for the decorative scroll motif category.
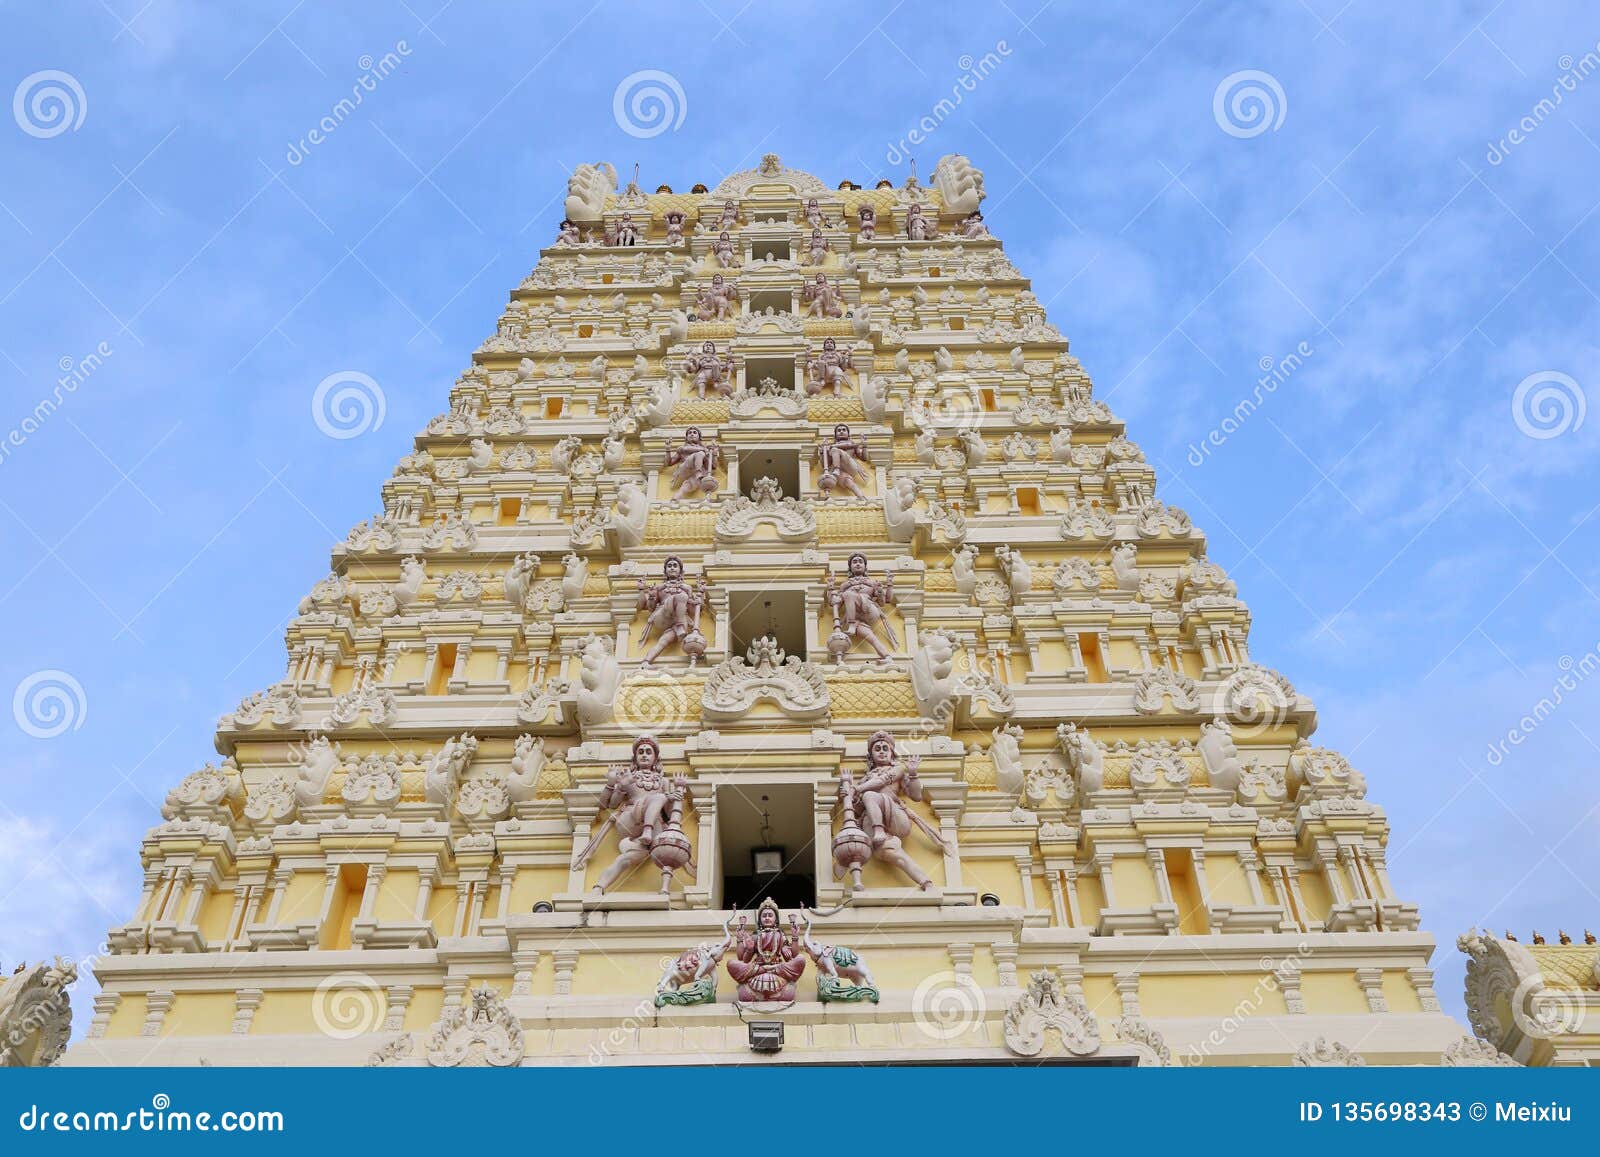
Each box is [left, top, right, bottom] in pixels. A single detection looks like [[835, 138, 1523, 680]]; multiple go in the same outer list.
[[0, 958, 78, 1067], [1003, 972, 1101, 1058], [1132, 667, 1201, 714], [161, 760, 243, 821], [1292, 1038, 1366, 1066], [1135, 501, 1193, 539], [714, 478, 817, 543], [1441, 1036, 1519, 1066], [342, 753, 403, 811], [1113, 1016, 1173, 1066], [365, 1034, 415, 1067], [701, 637, 830, 722], [424, 985, 525, 1068], [228, 684, 302, 728]]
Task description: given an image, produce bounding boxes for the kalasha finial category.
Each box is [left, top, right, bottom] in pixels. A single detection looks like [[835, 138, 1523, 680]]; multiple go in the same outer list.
[[1586, 930, 1597, 945], [1559, 930, 1572, 945], [1505, 930, 1517, 941], [1531, 930, 1546, 945]]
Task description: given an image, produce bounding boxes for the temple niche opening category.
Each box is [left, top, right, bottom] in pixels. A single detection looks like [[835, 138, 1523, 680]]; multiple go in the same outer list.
[[64, 152, 1483, 1068]]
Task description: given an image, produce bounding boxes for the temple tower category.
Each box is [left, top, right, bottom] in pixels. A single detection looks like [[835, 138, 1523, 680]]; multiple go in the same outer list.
[[67, 154, 1474, 1066]]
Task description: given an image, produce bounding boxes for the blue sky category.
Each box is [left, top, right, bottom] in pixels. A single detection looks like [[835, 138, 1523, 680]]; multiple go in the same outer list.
[[2, 2, 1598, 1033]]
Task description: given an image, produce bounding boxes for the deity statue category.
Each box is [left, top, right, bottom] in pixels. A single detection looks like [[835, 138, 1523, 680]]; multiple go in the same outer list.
[[725, 898, 807, 1002], [716, 198, 739, 231], [574, 735, 691, 893], [636, 555, 709, 665], [905, 203, 935, 240], [712, 230, 738, 269], [825, 551, 898, 662], [802, 272, 843, 318], [834, 731, 944, 891], [682, 340, 733, 398], [803, 228, 829, 266], [556, 218, 581, 246], [666, 425, 721, 499], [804, 196, 826, 230], [815, 423, 870, 499], [805, 336, 854, 396], [857, 204, 877, 240], [695, 273, 739, 321], [613, 212, 640, 246], [960, 210, 988, 238], [663, 210, 685, 245]]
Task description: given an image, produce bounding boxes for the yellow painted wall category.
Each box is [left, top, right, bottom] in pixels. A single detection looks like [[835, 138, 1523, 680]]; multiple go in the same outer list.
[[1299, 969, 1370, 1015], [374, 869, 419, 921], [101, 992, 147, 1040], [1110, 856, 1159, 909], [165, 991, 236, 1037], [196, 887, 236, 944], [1139, 972, 1289, 1019]]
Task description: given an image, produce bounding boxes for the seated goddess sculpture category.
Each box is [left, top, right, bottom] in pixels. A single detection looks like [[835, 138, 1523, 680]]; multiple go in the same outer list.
[[960, 210, 988, 238], [716, 198, 739, 231], [804, 196, 826, 230], [663, 210, 685, 245], [556, 218, 581, 246], [636, 555, 709, 665], [815, 422, 870, 499], [725, 897, 807, 1002], [825, 551, 898, 662], [612, 212, 640, 246], [666, 425, 720, 499], [803, 228, 829, 266], [712, 230, 737, 268], [834, 730, 945, 891]]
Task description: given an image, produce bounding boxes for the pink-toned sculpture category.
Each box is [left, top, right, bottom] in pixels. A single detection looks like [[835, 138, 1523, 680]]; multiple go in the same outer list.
[[666, 426, 721, 499], [803, 228, 829, 266], [712, 230, 737, 269], [802, 273, 843, 319], [816, 423, 870, 499], [613, 213, 640, 246], [556, 218, 581, 246], [905, 203, 936, 240], [717, 198, 739, 231], [725, 898, 807, 1002], [805, 337, 853, 396], [825, 551, 898, 661], [804, 197, 826, 230], [960, 210, 988, 238], [682, 340, 733, 398], [574, 735, 691, 893], [664, 210, 686, 245], [695, 273, 739, 321], [835, 731, 944, 890], [857, 204, 877, 241], [636, 555, 709, 665]]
